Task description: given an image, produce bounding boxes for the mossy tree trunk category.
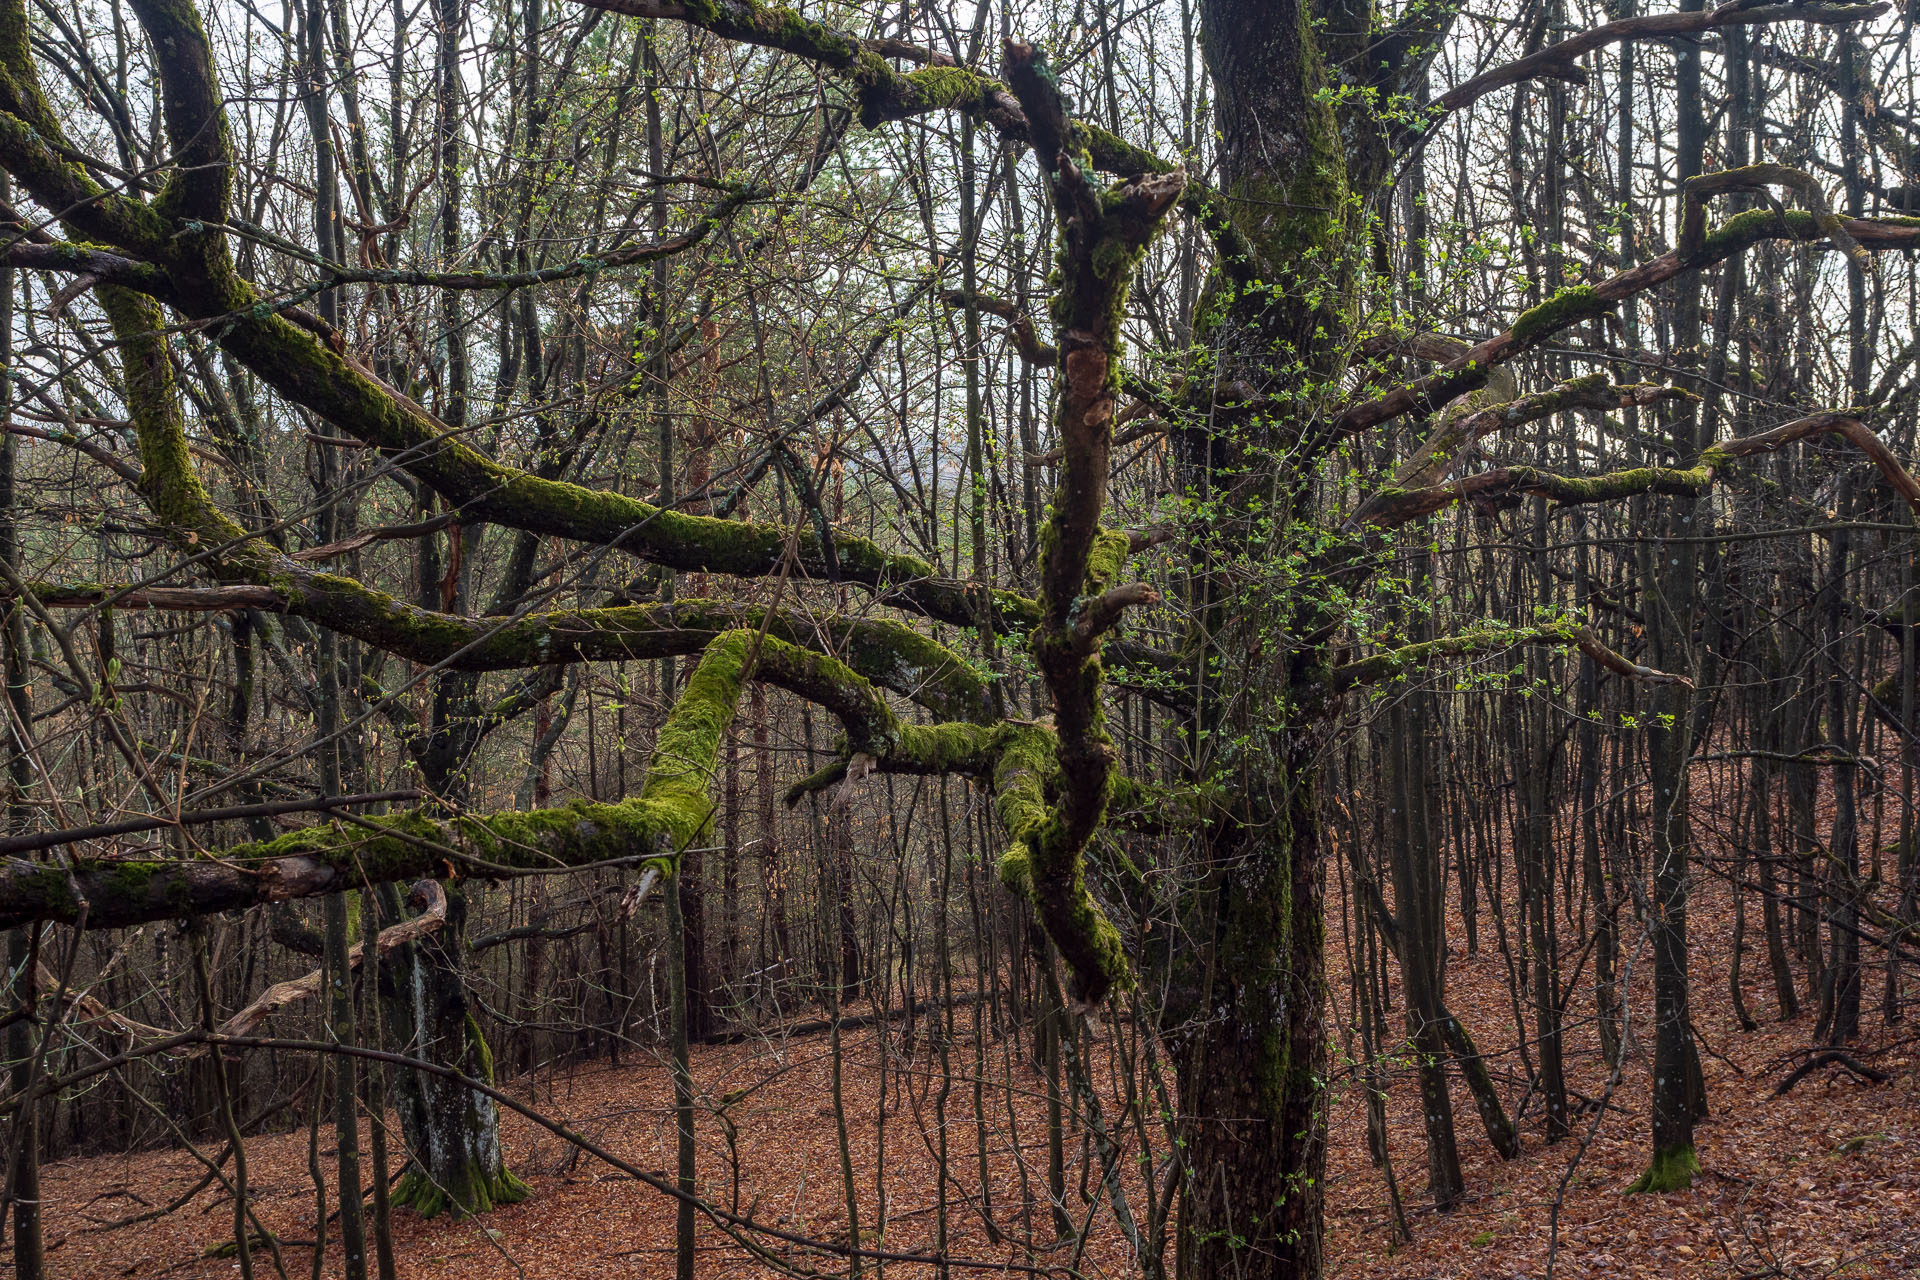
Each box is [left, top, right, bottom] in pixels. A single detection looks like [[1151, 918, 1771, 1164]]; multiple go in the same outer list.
[[382, 887, 530, 1218], [1170, 4, 1363, 1275], [1175, 757, 1328, 1280], [0, 172, 39, 1280]]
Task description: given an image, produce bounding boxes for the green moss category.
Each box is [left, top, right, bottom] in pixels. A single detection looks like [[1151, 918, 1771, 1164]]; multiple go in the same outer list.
[[1083, 529, 1131, 591], [1626, 1143, 1699, 1194], [684, 0, 867, 66], [997, 843, 1032, 894], [904, 66, 991, 111], [987, 725, 1131, 1003], [895, 722, 999, 773], [850, 48, 891, 86], [228, 799, 680, 890], [98, 287, 254, 557], [783, 757, 849, 807], [1074, 122, 1175, 176], [464, 1011, 496, 1083], [1534, 464, 1710, 503], [834, 615, 992, 724], [638, 632, 753, 853], [107, 860, 159, 899], [391, 1160, 529, 1220], [1555, 371, 1611, 399], [1510, 285, 1607, 346], [1691, 207, 1817, 263], [991, 725, 1054, 816]]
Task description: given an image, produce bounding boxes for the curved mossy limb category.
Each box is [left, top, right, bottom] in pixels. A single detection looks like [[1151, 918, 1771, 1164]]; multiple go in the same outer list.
[[0, 631, 946, 931], [47, 331, 997, 726], [639, 631, 756, 840], [990, 44, 1176, 1010], [374, 634, 780, 1223], [1625, 1142, 1699, 1194], [990, 725, 1131, 1005]]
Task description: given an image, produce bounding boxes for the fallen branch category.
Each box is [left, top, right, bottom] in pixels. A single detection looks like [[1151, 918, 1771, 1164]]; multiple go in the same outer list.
[[696, 990, 985, 1046], [217, 879, 447, 1038], [1772, 1049, 1892, 1096]]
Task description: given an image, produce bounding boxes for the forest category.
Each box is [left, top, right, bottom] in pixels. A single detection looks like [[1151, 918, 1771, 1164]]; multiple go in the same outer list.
[[0, 0, 1912, 1275]]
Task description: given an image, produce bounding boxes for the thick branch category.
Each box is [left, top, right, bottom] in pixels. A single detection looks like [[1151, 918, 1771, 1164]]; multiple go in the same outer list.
[[1424, 3, 1886, 133], [1678, 164, 1868, 268], [1368, 412, 1920, 525], [1330, 623, 1690, 692], [1349, 375, 1695, 528], [1003, 40, 1181, 1005], [1332, 211, 1920, 441], [0, 631, 919, 929], [572, 0, 1174, 178]]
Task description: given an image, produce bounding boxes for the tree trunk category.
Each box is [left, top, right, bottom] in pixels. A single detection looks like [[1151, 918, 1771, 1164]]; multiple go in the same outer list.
[[1386, 710, 1463, 1206], [1630, 0, 1707, 1193], [1177, 767, 1325, 1280], [384, 889, 530, 1218], [1171, 4, 1362, 1271]]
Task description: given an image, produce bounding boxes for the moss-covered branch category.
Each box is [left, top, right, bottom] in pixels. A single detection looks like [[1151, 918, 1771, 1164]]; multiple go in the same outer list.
[[1330, 622, 1690, 693], [988, 724, 1130, 1007], [1332, 211, 1920, 441], [996, 41, 1181, 1006], [1347, 374, 1690, 529], [1678, 163, 1869, 269], [1379, 410, 1920, 524], [0, 241, 170, 292], [0, 799, 683, 931], [33, 579, 994, 723], [572, 0, 1173, 178], [0, 630, 904, 930], [95, 267, 1005, 734]]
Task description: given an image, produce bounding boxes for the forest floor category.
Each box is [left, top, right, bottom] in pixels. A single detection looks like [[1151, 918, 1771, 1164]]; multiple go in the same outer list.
[[28, 876, 1920, 1279]]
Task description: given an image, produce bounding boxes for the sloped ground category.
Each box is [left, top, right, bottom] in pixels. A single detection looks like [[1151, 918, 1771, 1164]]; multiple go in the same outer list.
[[31, 880, 1920, 1278], [37, 1016, 1147, 1279], [1324, 897, 1920, 1279]]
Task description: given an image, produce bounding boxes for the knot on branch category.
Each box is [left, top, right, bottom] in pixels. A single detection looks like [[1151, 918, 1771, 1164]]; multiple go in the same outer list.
[[1071, 582, 1160, 647]]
